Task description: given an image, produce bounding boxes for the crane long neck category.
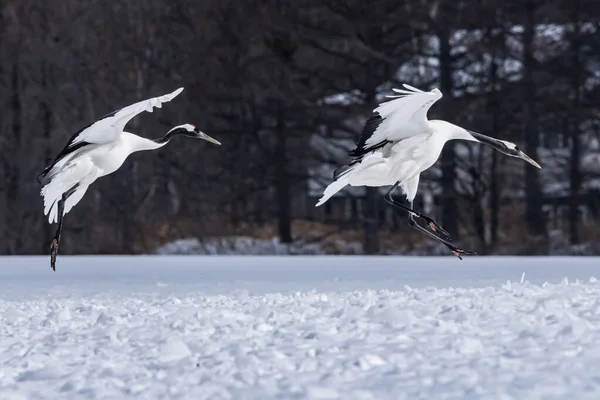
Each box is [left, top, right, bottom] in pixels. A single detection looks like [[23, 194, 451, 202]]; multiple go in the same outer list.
[[153, 129, 178, 145], [467, 130, 504, 148], [124, 130, 171, 153]]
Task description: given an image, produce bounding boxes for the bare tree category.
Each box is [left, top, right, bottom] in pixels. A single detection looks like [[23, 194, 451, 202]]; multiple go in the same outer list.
[[522, 0, 547, 239]]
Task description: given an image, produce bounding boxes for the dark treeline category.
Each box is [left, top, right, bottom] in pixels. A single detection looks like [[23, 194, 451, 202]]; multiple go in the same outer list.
[[0, 0, 599, 256]]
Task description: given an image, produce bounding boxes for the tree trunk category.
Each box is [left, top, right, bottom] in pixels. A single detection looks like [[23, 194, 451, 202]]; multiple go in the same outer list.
[[363, 187, 380, 254], [473, 200, 485, 251], [5, 61, 23, 254], [438, 27, 459, 238], [361, 89, 381, 254], [568, 0, 582, 245], [121, 0, 146, 254], [470, 163, 486, 252], [40, 60, 54, 254], [8, 63, 21, 204], [523, 0, 546, 238], [275, 103, 292, 243], [488, 37, 500, 246], [489, 151, 499, 244]]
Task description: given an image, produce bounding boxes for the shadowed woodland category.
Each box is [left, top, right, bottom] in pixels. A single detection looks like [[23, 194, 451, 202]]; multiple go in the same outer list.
[[1, 0, 599, 256]]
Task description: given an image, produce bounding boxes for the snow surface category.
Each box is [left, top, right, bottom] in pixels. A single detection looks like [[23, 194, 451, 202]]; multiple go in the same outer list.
[[1, 255, 600, 399], [155, 237, 364, 256]]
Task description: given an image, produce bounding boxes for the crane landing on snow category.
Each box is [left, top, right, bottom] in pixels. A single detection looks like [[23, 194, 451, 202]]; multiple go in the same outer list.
[[38, 87, 221, 271], [316, 84, 541, 258]]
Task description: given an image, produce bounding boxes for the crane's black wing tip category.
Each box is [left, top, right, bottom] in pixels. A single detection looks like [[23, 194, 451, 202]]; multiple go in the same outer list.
[[348, 139, 389, 158], [36, 106, 123, 187], [37, 170, 50, 185], [347, 113, 389, 158], [37, 141, 93, 186]]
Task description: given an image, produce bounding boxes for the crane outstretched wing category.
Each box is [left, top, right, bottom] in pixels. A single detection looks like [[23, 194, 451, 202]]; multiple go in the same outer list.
[[38, 87, 184, 185], [69, 87, 184, 146], [349, 85, 442, 157]]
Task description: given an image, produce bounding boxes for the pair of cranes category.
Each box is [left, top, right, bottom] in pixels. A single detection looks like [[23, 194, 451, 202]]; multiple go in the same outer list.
[[40, 84, 540, 270]]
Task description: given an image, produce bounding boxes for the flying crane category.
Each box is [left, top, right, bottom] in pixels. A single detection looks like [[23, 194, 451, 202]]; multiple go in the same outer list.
[[316, 84, 541, 258], [38, 87, 221, 271]]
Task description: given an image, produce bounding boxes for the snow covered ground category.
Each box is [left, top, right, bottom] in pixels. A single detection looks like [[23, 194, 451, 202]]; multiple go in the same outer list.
[[1, 255, 599, 399]]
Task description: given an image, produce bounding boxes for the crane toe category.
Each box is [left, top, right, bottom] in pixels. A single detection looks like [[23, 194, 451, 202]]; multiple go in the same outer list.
[[415, 214, 452, 241], [50, 239, 59, 271], [449, 246, 477, 260], [426, 220, 452, 242]]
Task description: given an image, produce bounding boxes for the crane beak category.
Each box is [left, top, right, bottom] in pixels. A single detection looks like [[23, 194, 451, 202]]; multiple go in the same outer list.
[[196, 131, 221, 145], [517, 149, 542, 169]]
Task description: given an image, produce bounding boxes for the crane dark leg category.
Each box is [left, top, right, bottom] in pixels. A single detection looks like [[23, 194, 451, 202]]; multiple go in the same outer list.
[[406, 212, 477, 260], [384, 182, 476, 259], [49, 185, 78, 271], [50, 195, 66, 271], [384, 182, 451, 241]]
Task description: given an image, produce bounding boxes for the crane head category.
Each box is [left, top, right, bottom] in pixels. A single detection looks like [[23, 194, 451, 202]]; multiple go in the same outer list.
[[171, 124, 221, 145], [467, 130, 541, 169], [496, 140, 542, 169]]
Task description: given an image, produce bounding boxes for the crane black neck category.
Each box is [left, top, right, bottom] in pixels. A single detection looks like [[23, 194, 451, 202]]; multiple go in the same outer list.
[[467, 130, 518, 156], [153, 127, 183, 144], [467, 130, 503, 148]]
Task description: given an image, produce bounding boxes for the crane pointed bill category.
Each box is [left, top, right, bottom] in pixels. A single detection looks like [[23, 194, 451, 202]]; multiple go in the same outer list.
[[197, 131, 221, 145], [517, 149, 542, 169]]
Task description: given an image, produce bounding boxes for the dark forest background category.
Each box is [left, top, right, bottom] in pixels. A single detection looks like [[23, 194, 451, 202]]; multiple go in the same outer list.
[[0, 0, 599, 256]]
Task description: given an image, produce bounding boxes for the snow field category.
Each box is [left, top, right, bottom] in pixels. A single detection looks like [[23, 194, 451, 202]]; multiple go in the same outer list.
[[0, 256, 599, 399]]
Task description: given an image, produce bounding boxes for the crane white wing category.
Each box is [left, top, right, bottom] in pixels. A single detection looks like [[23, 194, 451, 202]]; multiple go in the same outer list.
[[38, 87, 183, 186], [70, 87, 184, 146], [41, 158, 101, 223], [351, 85, 443, 156]]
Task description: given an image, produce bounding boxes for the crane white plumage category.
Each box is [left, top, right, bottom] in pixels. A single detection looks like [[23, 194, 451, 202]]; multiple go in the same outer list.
[[316, 84, 541, 258], [38, 87, 221, 271]]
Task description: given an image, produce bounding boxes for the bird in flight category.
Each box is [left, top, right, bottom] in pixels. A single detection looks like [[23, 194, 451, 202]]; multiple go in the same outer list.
[[316, 84, 541, 258], [38, 87, 221, 271]]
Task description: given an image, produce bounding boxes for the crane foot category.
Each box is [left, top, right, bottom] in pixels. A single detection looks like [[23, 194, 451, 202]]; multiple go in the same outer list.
[[448, 246, 477, 260], [50, 238, 58, 271]]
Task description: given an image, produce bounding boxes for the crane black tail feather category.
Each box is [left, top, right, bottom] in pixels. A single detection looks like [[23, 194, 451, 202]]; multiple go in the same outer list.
[[37, 170, 52, 186], [37, 141, 92, 186]]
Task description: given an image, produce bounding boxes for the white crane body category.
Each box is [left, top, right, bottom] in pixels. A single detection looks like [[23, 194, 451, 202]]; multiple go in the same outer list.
[[317, 120, 478, 206], [38, 87, 221, 270], [316, 84, 541, 258], [41, 132, 166, 224]]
